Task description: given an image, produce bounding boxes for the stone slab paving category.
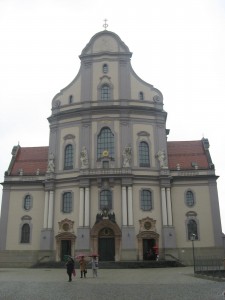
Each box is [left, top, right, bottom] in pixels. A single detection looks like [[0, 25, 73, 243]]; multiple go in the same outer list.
[[0, 267, 225, 300]]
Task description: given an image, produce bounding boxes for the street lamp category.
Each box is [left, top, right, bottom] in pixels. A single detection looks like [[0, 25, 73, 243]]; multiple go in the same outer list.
[[190, 233, 196, 273]]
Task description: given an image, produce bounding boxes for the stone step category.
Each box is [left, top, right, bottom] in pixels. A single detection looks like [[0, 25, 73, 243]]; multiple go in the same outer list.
[[33, 260, 185, 269]]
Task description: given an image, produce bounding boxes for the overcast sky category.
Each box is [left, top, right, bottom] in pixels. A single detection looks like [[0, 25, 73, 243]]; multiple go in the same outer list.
[[0, 0, 225, 231]]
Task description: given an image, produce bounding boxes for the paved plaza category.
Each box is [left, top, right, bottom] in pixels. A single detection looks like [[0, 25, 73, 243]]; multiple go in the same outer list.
[[0, 267, 225, 300]]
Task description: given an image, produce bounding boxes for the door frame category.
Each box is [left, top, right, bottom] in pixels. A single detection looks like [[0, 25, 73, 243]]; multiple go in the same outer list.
[[90, 219, 121, 261], [55, 232, 76, 262], [61, 239, 72, 261], [137, 231, 159, 261], [98, 234, 115, 261]]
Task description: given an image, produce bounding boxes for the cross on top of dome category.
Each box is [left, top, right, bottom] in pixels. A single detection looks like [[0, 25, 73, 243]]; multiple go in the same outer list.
[[103, 19, 108, 30]]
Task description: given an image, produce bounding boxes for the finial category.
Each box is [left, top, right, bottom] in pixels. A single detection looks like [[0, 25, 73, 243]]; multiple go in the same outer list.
[[103, 19, 108, 30]]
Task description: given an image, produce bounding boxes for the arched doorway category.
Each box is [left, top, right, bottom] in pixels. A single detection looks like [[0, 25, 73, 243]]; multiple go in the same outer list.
[[98, 227, 115, 261], [90, 219, 121, 261]]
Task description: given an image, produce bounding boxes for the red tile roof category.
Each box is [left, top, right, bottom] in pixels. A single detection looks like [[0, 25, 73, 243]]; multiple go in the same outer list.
[[8, 140, 210, 176], [167, 140, 209, 170], [10, 146, 49, 176]]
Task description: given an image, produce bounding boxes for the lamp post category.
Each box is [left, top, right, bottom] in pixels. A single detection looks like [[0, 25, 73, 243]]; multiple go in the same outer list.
[[190, 233, 196, 273]]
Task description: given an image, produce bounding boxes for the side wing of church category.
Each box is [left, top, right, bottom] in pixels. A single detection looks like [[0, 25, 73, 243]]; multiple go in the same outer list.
[[0, 30, 223, 266]]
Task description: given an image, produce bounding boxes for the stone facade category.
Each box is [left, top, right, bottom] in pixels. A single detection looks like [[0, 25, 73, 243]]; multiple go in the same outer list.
[[0, 30, 223, 266]]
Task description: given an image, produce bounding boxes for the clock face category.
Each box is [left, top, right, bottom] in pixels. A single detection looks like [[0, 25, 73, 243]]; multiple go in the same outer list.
[[102, 150, 109, 157], [144, 222, 151, 230]]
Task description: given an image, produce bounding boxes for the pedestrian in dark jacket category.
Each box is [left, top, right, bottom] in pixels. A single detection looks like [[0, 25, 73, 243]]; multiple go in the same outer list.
[[66, 257, 75, 282]]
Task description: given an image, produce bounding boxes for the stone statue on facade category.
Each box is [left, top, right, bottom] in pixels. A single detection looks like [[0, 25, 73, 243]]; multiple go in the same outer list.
[[122, 145, 132, 168], [156, 150, 167, 168], [47, 152, 55, 173], [80, 146, 89, 169]]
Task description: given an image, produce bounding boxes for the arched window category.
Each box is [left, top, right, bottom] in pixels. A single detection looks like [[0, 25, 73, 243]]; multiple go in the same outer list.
[[139, 91, 144, 100], [64, 144, 73, 169], [139, 141, 150, 167], [185, 191, 195, 207], [24, 195, 32, 211], [100, 190, 112, 210], [187, 219, 198, 240], [69, 95, 73, 104], [101, 84, 110, 100], [103, 64, 108, 73], [97, 127, 114, 159], [21, 223, 30, 243], [62, 192, 72, 213], [141, 190, 152, 211]]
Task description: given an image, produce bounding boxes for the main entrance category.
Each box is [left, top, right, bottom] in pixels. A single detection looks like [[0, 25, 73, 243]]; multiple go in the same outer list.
[[99, 237, 115, 261], [90, 219, 121, 261], [98, 228, 115, 261]]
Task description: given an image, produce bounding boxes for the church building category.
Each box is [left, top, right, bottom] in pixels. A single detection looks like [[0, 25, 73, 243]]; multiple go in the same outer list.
[[0, 28, 223, 266]]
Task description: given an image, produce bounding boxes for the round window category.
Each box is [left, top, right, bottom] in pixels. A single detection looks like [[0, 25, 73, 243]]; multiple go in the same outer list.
[[63, 223, 69, 231]]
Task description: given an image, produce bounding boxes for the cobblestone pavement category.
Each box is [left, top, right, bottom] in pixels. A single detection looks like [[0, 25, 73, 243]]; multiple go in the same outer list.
[[0, 267, 225, 300]]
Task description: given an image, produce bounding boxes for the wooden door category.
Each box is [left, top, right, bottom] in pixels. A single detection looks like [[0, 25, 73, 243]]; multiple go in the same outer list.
[[98, 237, 115, 261]]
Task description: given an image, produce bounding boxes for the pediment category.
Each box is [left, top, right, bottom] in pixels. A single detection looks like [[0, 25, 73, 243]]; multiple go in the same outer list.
[[80, 31, 131, 57], [137, 131, 150, 137], [64, 134, 75, 140]]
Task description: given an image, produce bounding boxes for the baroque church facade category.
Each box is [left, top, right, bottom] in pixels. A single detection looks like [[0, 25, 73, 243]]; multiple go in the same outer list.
[[0, 29, 223, 266]]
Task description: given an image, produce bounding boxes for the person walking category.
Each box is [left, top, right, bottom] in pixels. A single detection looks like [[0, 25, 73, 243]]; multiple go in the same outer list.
[[90, 256, 98, 277], [65, 256, 75, 282], [79, 256, 87, 278]]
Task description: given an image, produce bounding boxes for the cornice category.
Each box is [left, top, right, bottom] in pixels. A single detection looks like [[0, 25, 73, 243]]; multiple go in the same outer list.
[[48, 105, 167, 123]]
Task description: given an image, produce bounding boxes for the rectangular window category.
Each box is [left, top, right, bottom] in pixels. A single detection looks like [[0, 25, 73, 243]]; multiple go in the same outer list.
[[64, 144, 73, 169], [103, 161, 109, 168], [139, 142, 150, 167], [63, 192, 72, 213], [141, 190, 152, 211], [100, 190, 112, 210]]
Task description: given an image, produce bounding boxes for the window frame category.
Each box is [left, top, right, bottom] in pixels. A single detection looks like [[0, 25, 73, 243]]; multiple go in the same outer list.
[[23, 194, 33, 211], [21, 223, 30, 243], [99, 189, 112, 210], [97, 127, 115, 160], [139, 141, 150, 167], [62, 192, 73, 213], [102, 160, 109, 169], [187, 218, 199, 240], [139, 91, 144, 100], [185, 190, 195, 207], [101, 84, 110, 101], [64, 144, 73, 170], [140, 189, 153, 211], [69, 95, 73, 104], [102, 63, 108, 74]]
